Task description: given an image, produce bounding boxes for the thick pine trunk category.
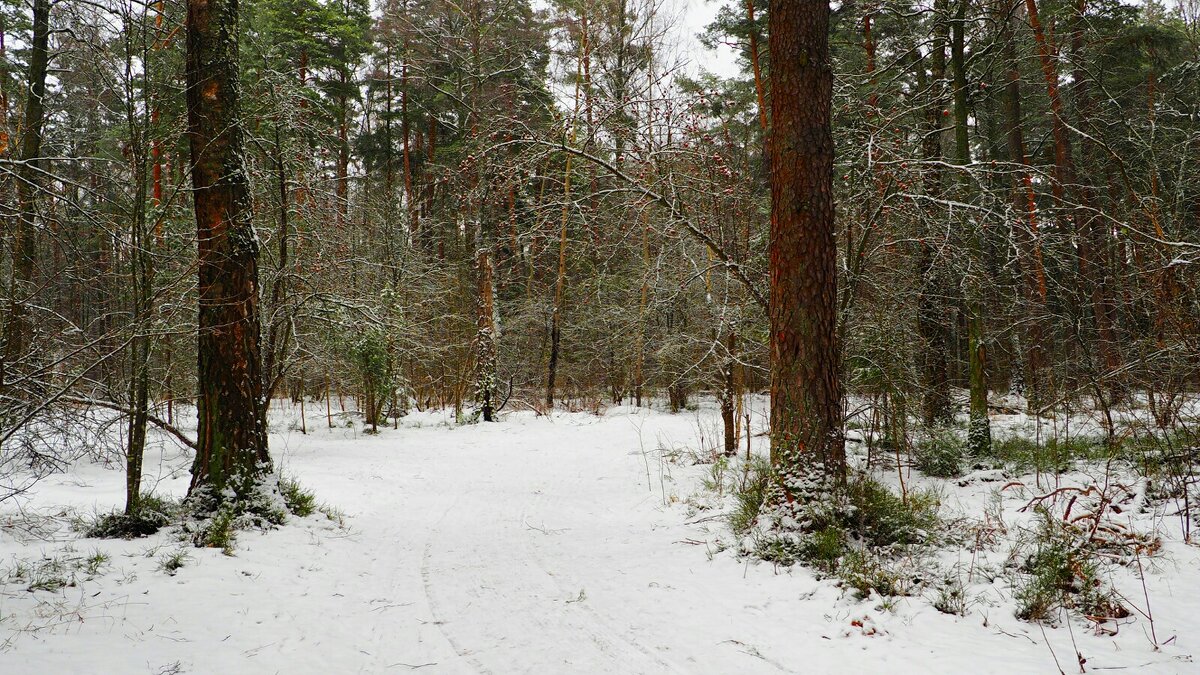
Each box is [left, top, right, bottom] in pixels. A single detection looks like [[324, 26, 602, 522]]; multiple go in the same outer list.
[[767, 0, 845, 485], [186, 0, 271, 500]]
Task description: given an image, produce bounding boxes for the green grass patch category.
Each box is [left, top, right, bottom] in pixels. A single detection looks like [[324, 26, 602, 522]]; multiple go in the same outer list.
[[279, 476, 318, 517], [991, 435, 1106, 474]]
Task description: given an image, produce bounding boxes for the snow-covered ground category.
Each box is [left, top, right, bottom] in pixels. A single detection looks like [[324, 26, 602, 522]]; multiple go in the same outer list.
[[1, 400, 1197, 673]]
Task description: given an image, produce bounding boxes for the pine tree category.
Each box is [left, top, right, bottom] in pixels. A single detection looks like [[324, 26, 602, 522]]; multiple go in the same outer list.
[[185, 0, 271, 502]]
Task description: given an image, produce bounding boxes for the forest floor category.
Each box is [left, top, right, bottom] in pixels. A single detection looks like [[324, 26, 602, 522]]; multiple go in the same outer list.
[[0, 398, 1198, 674]]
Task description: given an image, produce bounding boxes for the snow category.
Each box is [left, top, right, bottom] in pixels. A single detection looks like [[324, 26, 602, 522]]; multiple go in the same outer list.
[[1, 400, 1198, 673]]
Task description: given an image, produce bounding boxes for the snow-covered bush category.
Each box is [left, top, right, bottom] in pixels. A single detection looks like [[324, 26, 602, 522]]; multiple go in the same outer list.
[[914, 429, 965, 478]]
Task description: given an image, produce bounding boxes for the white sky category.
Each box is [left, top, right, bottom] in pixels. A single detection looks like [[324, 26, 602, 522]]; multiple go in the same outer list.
[[673, 0, 742, 79]]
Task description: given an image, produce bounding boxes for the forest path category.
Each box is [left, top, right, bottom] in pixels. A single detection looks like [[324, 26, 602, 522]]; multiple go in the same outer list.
[[283, 407, 835, 674]]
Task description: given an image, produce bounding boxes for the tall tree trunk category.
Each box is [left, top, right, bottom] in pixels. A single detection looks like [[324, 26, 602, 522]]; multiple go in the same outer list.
[[999, 0, 1050, 409], [633, 214, 649, 407], [263, 125, 292, 403], [915, 1, 953, 427], [951, 0, 992, 454], [124, 4, 156, 515], [547, 37, 585, 409], [186, 0, 271, 500], [336, 71, 350, 232], [1069, 0, 1123, 400], [746, 0, 769, 135], [768, 0, 845, 489], [1025, 0, 1123, 396]]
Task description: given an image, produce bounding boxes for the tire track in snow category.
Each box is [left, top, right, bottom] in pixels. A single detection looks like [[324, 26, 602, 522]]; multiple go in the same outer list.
[[517, 485, 691, 674], [415, 444, 681, 674], [511, 449, 691, 667], [419, 497, 493, 675]]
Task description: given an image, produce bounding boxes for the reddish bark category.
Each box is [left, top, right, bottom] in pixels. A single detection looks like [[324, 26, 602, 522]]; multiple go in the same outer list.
[[1026, 0, 1123, 392], [768, 0, 845, 480], [185, 0, 271, 497]]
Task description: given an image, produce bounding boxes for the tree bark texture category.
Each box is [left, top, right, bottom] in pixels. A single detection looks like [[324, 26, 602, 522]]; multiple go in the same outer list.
[[186, 0, 271, 498], [2, 0, 50, 393], [767, 0, 845, 484]]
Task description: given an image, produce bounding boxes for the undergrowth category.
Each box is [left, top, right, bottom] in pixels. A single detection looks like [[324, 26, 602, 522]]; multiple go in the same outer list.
[[2, 548, 111, 593], [81, 494, 181, 539], [914, 429, 965, 478], [990, 435, 1104, 474], [728, 461, 943, 599], [1011, 510, 1129, 623]]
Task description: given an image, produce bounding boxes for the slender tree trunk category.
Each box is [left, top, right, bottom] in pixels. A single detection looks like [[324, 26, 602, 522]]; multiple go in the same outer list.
[[999, 1, 1050, 409], [547, 39, 584, 409], [2, 0, 50, 400], [124, 4, 157, 515], [474, 247, 496, 421], [336, 71, 350, 232], [722, 331, 738, 456], [768, 0, 845, 488], [263, 125, 292, 404], [633, 214, 649, 407], [915, 2, 953, 427], [185, 0, 271, 500], [951, 0, 992, 454]]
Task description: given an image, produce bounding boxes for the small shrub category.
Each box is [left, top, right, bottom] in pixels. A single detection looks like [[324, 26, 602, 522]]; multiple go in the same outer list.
[[83, 495, 181, 539], [194, 507, 238, 555], [755, 533, 806, 566], [831, 477, 940, 548], [914, 430, 965, 478], [1014, 513, 1128, 623], [799, 526, 847, 573], [841, 547, 903, 598], [933, 576, 968, 615]]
